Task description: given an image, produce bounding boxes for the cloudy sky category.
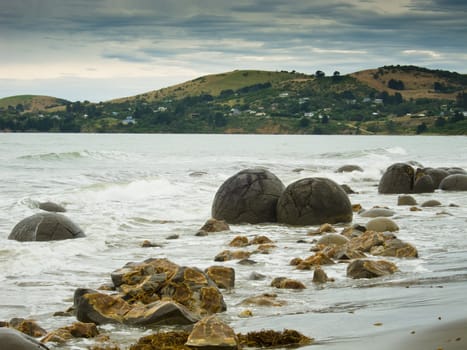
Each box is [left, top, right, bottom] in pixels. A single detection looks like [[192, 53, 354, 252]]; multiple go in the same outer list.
[[1, 0, 465, 101]]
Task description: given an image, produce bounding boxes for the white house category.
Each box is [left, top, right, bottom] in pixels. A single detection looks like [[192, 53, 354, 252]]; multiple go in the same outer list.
[[122, 116, 136, 125]]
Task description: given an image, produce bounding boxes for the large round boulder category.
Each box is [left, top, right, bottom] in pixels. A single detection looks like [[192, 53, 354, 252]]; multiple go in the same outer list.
[[378, 163, 415, 194], [423, 168, 449, 188], [0, 328, 50, 350], [8, 213, 85, 241], [439, 174, 467, 191], [211, 168, 285, 224], [276, 177, 353, 226]]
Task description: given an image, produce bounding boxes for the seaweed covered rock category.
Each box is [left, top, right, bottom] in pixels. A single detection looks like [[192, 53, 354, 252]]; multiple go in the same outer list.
[[237, 329, 313, 348], [112, 258, 226, 315], [211, 168, 285, 224], [8, 213, 85, 241], [347, 259, 398, 279], [378, 163, 415, 194], [74, 258, 226, 327], [205, 266, 235, 289], [74, 291, 200, 326], [41, 322, 98, 344], [276, 177, 352, 226]]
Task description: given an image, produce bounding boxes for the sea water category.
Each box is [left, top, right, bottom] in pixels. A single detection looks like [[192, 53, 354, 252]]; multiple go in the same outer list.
[[0, 134, 466, 348]]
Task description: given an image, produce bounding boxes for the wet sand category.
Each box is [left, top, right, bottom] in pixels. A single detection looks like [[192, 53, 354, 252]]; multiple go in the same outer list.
[[234, 282, 467, 350]]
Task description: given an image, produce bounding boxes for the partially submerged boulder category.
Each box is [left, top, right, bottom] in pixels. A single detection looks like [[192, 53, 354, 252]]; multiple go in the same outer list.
[[336, 165, 363, 173], [439, 174, 467, 191], [8, 213, 85, 241], [271, 277, 306, 289], [38, 201, 66, 213], [0, 327, 50, 350], [197, 219, 230, 235], [359, 208, 395, 218], [276, 177, 352, 226], [211, 168, 285, 224], [75, 291, 200, 326], [365, 217, 399, 232], [378, 163, 415, 194], [397, 195, 417, 206]]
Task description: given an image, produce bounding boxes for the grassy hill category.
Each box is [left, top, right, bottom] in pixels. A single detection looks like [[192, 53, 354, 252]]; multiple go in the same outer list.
[[113, 70, 311, 103], [0, 95, 69, 112], [351, 65, 466, 101], [1, 66, 466, 134]]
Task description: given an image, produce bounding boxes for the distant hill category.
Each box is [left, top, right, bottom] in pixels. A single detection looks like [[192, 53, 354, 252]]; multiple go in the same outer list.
[[113, 70, 311, 103], [0, 95, 69, 112], [351, 65, 466, 101]]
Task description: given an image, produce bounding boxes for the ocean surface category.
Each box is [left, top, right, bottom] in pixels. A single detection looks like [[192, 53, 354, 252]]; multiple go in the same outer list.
[[0, 133, 466, 349]]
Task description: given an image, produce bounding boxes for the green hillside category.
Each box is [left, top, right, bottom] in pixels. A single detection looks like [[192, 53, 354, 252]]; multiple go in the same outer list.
[[0, 95, 69, 112], [114, 70, 310, 102], [1, 66, 466, 134]]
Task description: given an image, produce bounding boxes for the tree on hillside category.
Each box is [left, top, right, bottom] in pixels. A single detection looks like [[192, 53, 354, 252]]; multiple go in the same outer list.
[[416, 122, 427, 134], [388, 79, 405, 90], [315, 70, 325, 78], [456, 92, 467, 108]]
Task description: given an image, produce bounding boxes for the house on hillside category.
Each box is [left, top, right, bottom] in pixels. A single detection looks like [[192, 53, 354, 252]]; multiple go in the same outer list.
[[122, 116, 136, 125]]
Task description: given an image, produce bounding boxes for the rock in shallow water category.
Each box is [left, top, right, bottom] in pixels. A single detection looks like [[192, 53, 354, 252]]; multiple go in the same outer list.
[[8, 213, 85, 241], [276, 177, 353, 226], [0, 327, 50, 350], [211, 168, 285, 224]]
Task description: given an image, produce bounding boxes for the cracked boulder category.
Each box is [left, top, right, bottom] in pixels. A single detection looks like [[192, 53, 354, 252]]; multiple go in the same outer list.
[[276, 177, 352, 226], [8, 213, 85, 241], [211, 168, 285, 224]]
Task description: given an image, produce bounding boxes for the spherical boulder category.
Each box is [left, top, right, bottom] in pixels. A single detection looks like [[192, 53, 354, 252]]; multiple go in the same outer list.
[[365, 217, 399, 232], [439, 174, 467, 191], [211, 168, 285, 224], [276, 177, 352, 226], [423, 168, 449, 188], [397, 195, 417, 206], [413, 174, 435, 193], [378, 163, 415, 194], [8, 213, 85, 241], [0, 328, 50, 350]]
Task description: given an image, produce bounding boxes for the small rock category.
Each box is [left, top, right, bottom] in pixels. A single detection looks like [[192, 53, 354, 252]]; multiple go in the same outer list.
[[185, 315, 239, 350], [308, 223, 336, 235], [205, 266, 235, 289], [198, 218, 230, 235], [250, 235, 273, 245], [316, 233, 349, 246], [240, 293, 286, 307], [166, 234, 179, 240], [141, 240, 162, 248], [38, 201, 66, 213], [397, 195, 418, 206], [238, 310, 253, 318], [366, 217, 399, 232], [229, 236, 249, 247], [312, 267, 329, 284], [421, 199, 442, 207], [271, 277, 306, 289], [248, 272, 266, 280], [347, 259, 398, 279], [214, 250, 251, 262]]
